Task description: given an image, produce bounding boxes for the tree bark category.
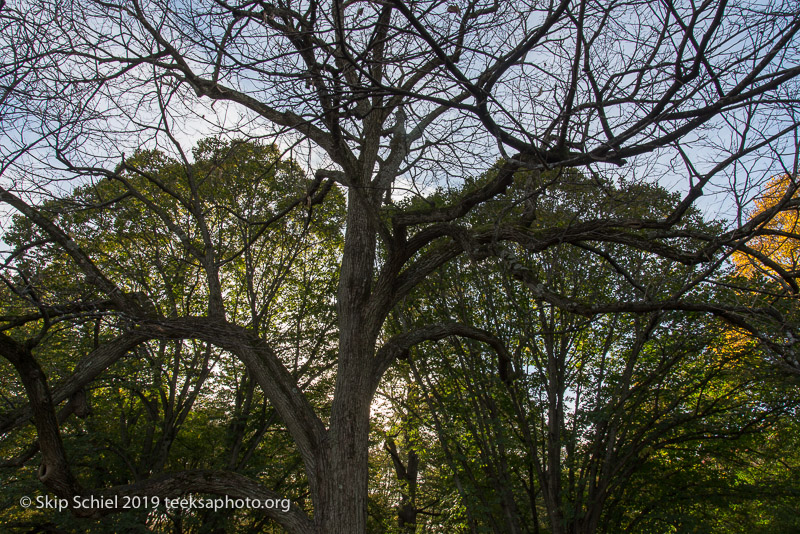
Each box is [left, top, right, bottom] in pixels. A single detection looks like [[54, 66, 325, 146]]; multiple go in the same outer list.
[[313, 188, 379, 533]]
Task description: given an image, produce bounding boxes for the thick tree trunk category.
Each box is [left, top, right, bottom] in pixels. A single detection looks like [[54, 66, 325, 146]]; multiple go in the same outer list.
[[313, 188, 379, 533], [314, 390, 372, 533]]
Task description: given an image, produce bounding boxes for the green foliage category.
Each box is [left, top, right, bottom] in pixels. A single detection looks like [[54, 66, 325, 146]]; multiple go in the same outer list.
[[4, 147, 798, 533], [372, 169, 800, 533], [1, 138, 345, 532]]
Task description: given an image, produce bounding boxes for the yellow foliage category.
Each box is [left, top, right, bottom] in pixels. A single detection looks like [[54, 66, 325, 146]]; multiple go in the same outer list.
[[732, 174, 800, 279]]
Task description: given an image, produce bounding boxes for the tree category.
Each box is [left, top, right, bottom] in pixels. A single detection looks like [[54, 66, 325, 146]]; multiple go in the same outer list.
[[1, 139, 344, 532], [382, 174, 800, 533], [733, 174, 800, 278], [1, 1, 800, 532], [725, 172, 800, 376]]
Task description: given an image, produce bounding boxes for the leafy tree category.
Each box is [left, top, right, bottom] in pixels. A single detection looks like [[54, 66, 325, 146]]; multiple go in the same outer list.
[[733, 174, 800, 281], [381, 173, 800, 533], [1, 138, 344, 532], [1, 1, 800, 532]]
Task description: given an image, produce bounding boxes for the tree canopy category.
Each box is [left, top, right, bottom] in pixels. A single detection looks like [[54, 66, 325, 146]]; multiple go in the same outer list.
[[1, 1, 800, 533]]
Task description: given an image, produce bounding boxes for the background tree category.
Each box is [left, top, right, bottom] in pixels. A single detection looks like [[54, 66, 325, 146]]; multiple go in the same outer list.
[[380, 173, 800, 533], [1, 139, 344, 532]]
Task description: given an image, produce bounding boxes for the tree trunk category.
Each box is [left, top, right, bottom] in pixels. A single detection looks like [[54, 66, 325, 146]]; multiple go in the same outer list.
[[314, 395, 372, 533], [313, 188, 378, 533], [0, 334, 81, 500]]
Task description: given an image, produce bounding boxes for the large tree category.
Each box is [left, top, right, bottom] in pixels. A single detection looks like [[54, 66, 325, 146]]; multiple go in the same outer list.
[[382, 173, 800, 533], [2, 1, 800, 532], [1, 139, 344, 532]]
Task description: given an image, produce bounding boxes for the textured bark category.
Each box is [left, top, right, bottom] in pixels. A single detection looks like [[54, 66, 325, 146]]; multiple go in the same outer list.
[[136, 317, 327, 490], [313, 189, 379, 533]]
